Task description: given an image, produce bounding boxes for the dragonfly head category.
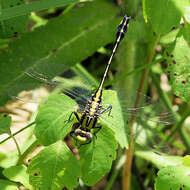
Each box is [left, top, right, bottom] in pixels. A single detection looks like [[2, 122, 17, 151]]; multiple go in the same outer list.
[[74, 128, 92, 143]]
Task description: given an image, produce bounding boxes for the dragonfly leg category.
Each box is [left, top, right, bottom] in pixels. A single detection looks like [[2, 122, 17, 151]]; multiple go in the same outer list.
[[65, 111, 80, 123], [93, 125, 102, 139], [100, 105, 112, 116]]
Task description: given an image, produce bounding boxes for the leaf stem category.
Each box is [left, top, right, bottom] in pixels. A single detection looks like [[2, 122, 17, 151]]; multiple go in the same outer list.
[[122, 35, 159, 190], [17, 140, 39, 165], [10, 132, 21, 158], [0, 122, 35, 145]]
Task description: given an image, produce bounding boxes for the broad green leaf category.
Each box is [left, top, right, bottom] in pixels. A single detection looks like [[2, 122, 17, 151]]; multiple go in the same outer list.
[[166, 26, 190, 102], [0, 114, 11, 134], [0, 0, 87, 21], [27, 141, 80, 190], [182, 155, 190, 167], [79, 126, 118, 186], [135, 151, 182, 169], [35, 93, 77, 146], [0, 0, 29, 38], [0, 0, 121, 105], [3, 165, 32, 190], [0, 179, 18, 190], [101, 90, 128, 148], [143, 0, 185, 35], [155, 165, 190, 190]]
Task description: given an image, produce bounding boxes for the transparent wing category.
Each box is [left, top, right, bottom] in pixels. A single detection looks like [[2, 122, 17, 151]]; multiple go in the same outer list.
[[7, 64, 178, 152]]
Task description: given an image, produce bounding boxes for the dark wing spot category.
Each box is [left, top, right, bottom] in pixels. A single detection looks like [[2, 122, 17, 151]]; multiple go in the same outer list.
[[34, 173, 38, 176], [182, 80, 186, 85]]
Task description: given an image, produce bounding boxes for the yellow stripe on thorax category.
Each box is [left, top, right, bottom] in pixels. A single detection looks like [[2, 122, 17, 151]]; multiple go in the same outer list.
[[89, 90, 101, 116]]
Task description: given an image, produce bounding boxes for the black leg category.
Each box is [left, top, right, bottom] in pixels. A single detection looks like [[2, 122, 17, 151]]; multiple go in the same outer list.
[[65, 111, 80, 123], [100, 105, 112, 116], [70, 130, 75, 137], [93, 125, 102, 139]]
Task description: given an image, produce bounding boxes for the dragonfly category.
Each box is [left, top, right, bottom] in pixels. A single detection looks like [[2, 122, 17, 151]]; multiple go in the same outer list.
[[67, 15, 131, 145], [9, 15, 176, 149]]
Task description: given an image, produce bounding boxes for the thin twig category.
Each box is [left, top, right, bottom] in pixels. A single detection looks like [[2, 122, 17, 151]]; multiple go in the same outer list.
[[10, 132, 21, 158], [17, 140, 38, 165], [0, 121, 35, 145]]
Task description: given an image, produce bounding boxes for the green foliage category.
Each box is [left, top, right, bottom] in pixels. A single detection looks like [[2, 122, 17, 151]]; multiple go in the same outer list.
[[79, 126, 118, 185], [0, 0, 121, 105], [0, 114, 11, 134], [143, 0, 184, 35], [0, 179, 18, 190], [0, 0, 86, 21], [3, 165, 32, 189], [34, 93, 77, 145], [0, 0, 29, 38], [27, 141, 80, 190], [166, 25, 190, 102], [101, 90, 128, 148], [0, 0, 190, 189], [155, 165, 190, 190]]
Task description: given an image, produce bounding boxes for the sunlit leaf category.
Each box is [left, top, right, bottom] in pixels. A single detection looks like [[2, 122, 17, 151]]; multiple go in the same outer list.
[[155, 165, 190, 190], [27, 141, 80, 190], [79, 126, 118, 185], [34, 93, 77, 146], [3, 165, 32, 190], [166, 25, 190, 102]]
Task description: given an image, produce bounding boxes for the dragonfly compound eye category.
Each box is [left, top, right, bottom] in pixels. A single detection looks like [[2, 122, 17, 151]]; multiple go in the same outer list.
[[75, 129, 93, 142]]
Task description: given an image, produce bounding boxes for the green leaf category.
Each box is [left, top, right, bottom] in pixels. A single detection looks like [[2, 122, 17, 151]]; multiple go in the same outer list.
[[101, 90, 128, 148], [27, 141, 80, 190], [79, 126, 118, 186], [0, 114, 11, 134], [182, 155, 190, 167], [166, 26, 190, 102], [0, 0, 86, 21], [0, 179, 18, 190], [135, 151, 182, 169], [34, 93, 77, 146], [0, 0, 29, 38], [155, 165, 190, 190], [0, 0, 121, 105], [143, 0, 185, 35], [3, 165, 32, 190]]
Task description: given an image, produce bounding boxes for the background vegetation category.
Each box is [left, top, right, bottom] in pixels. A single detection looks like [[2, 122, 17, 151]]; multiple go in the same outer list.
[[0, 0, 190, 190]]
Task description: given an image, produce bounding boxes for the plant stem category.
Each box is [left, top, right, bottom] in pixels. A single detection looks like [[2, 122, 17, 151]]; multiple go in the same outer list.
[[17, 140, 38, 165], [0, 121, 35, 145], [10, 132, 21, 158], [165, 108, 190, 145], [122, 35, 159, 190]]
